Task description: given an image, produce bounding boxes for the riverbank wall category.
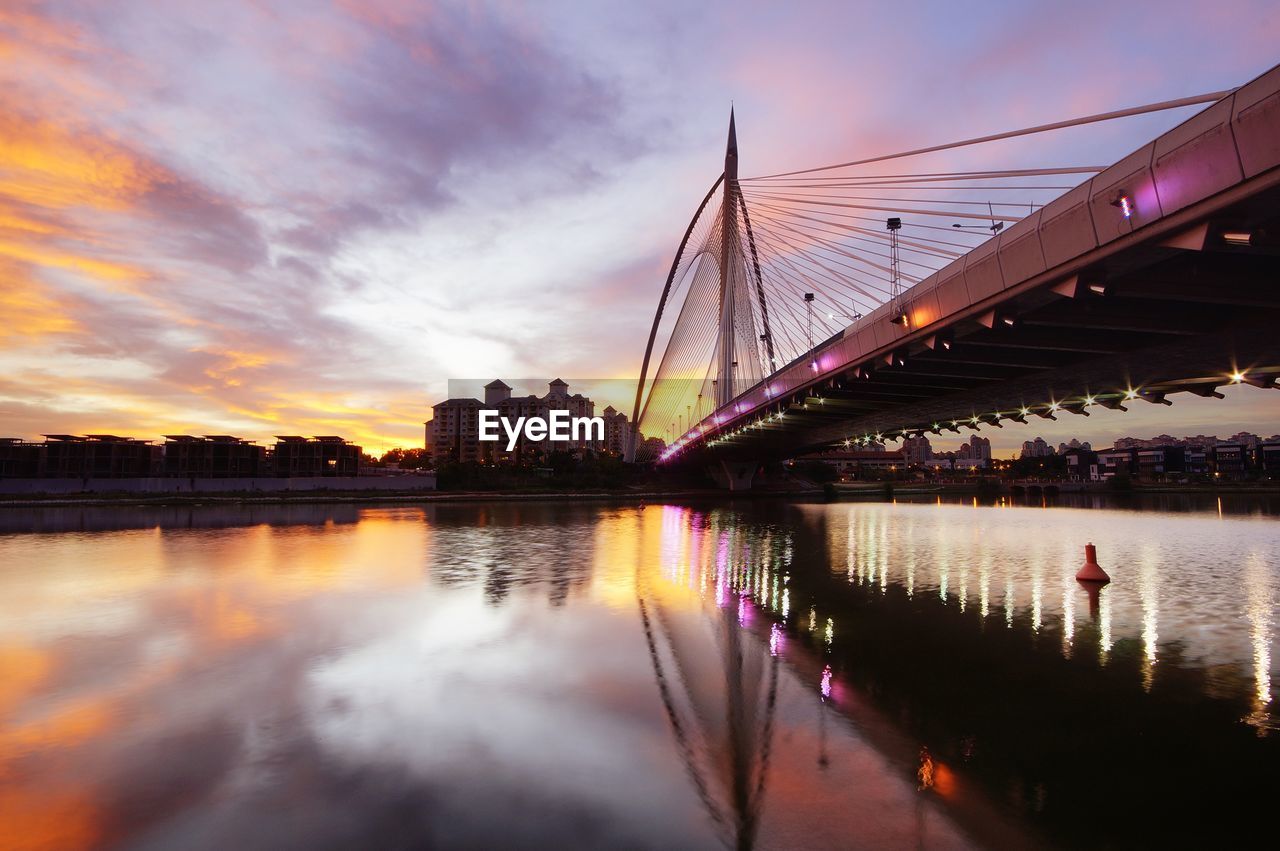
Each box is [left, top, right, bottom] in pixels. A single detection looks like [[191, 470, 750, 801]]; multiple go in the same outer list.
[[0, 474, 437, 496]]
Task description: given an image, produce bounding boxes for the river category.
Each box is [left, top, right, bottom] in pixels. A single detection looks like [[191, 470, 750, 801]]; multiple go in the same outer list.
[[0, 495, 1276, 849]]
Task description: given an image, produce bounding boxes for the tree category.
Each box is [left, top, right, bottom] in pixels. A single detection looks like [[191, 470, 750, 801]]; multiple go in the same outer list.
[[379, 447, 430, 469]]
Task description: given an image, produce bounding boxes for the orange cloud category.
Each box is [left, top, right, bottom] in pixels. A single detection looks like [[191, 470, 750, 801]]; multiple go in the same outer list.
[[0, 259, 79, 340], [0, 113, 163, 212], [0, 110, 159, 313]]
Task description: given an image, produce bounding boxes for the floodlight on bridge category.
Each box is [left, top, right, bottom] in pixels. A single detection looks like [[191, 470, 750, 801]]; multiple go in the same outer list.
[[977, 309, 1018, 329], [1110, 191, 1134, 218], [924, 330, 954, 351]]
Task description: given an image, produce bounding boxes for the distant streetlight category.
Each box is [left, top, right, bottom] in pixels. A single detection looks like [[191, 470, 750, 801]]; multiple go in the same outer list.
[[953, 201, 1005, 235], [953, 221, 1005, 234]]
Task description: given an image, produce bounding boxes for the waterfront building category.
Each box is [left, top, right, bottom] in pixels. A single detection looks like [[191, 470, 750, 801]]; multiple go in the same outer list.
[[426, 379, 608, 463], [163, 436, 267, 478], [1097, 448, 1138, 478], [272, 436, 360, 477], [426, 397, 483, 463], [1258, 441, 1280, 476], [1136, 446, 1187, 478], [1211, 443, 1247, 479], [1184, 445, 1210, 475], [1098, 432, 1277, 479], [1065, 449, 1101, 481], [40, 434, 160, 478], [0, 438, 44, 478], [808, 449, 907, 477]]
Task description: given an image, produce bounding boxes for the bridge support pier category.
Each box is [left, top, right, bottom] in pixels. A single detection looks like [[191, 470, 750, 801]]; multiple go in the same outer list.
[[709, 460, 757, 491]]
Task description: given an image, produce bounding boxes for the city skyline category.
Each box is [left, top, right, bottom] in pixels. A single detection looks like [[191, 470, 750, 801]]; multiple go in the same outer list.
[[3, 0, 1279, 454]]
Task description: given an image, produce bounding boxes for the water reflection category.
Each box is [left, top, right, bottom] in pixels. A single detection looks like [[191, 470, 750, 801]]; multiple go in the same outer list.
[[637, 569, 779, 849], [1244, 552, 1275, 726], [0, 497, 1275, 849]]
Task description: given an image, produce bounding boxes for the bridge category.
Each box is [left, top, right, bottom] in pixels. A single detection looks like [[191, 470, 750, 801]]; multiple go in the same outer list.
[[629, 63, 1280, 488]]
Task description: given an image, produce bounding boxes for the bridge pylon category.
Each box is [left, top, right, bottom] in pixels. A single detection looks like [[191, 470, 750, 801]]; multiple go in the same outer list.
[[716, 109, 740, 409]]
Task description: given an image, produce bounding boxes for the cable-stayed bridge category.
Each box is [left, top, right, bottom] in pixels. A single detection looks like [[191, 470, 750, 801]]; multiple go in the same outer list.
[[629, 63, 1280, 487]]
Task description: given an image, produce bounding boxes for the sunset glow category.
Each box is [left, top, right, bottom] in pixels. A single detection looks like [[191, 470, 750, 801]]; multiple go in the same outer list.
[[3, 0, 1279, 454]]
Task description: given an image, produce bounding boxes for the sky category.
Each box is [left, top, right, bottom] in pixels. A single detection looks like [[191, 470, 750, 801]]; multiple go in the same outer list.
[[2, 0, 1278, 455]]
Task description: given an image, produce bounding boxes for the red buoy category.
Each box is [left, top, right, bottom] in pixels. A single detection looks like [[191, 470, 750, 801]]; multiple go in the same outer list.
[[1075, 542, 1110, 584]]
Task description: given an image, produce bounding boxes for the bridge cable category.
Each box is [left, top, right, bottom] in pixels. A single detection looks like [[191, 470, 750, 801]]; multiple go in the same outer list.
[[745, 90, 1232, 180]]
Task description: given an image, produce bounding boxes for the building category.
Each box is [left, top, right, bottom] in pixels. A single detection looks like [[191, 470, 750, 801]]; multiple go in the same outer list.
[[1225, 431, 1261, 450], [1097, 448, 1138, 478], [163, 435, 267, 478], [956, 435, 991, 468], [40, 435, 160, 478], [427, 397, 483, 463], [901, 435, 932, 465], [1136, 446, 1186, 479], [1211, 443, 1247, 479], [600, 406, 630, 456], [0, 438, 44, 478], [1065, 449, 1101, 481], [1057, 438, 1092, 454], [807, 449, 907, 477], [1258, 441, 1280, 476], [1020, 436, 1054, 459], [1184, 445, 1209, 475], [426, 379, 608, 463], [272, 436, 360, 477]]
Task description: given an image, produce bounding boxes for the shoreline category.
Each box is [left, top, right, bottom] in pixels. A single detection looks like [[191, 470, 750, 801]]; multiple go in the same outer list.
[[1, 482, 1278, 509], [0, 487, 821, 509]]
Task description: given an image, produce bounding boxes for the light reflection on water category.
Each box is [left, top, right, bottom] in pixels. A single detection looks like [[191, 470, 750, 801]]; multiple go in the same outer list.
[[0, 497, 1275, 849]]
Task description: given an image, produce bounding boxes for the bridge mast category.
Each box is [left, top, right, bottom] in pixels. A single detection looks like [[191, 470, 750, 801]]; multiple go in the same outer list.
[[716, 109, 739, 409]]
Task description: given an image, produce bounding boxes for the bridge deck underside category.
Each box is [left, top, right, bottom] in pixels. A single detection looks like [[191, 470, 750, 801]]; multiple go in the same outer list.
[[690, 186, 1280, 462]]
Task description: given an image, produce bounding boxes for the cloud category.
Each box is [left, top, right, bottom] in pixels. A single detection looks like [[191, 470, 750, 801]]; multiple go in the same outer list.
[[1, 0, 1277, 451]]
